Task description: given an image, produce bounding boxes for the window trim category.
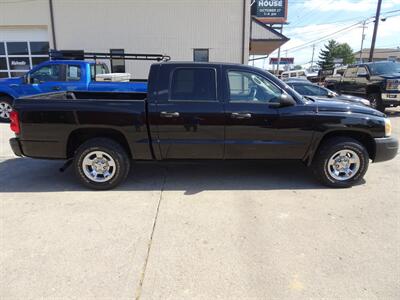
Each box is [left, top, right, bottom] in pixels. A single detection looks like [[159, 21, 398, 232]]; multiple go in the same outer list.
[[226, 68, 285, 104], [168, 67, 218, 102]]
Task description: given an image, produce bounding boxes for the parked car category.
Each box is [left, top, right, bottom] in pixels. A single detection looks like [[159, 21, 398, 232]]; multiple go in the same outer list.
[[281, 69, 308, 80], [0, 60, 148, 121], [9, 62, 398, 190], [285, 79, 370, 106], [325, 61, 400, 112]]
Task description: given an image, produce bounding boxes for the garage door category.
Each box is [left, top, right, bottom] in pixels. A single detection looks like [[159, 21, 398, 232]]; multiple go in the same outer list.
[[0, 27, 50, 78]]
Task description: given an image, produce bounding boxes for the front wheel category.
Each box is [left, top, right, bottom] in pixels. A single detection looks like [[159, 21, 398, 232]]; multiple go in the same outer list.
[[74, 138, 131, 190], [311, 137, 369, 188], [0, 96, 13, 122]]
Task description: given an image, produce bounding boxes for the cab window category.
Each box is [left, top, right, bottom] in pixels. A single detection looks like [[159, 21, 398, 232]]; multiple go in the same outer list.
[[357, 66, 368, 76], [30, 64, 63, 83], [228, 70, 282, 103], [292, 84, 327, 96], [170, 68, 217, 101], [66, 65, 81, 81], [90, 64, 109, 81], [344, 67, 357, 78]]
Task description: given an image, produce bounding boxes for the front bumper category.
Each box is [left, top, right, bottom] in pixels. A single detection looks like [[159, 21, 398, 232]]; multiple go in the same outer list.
[[374, 137, 398, 162], [9, 138, 23, 157], [381, 93, 400, 106]]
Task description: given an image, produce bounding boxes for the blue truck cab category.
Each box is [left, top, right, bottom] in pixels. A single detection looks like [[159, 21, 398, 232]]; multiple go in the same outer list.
[[0, 59, 148, 120]]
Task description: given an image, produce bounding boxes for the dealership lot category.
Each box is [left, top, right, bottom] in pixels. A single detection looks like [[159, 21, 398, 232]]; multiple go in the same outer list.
[[0, 109, 399, 299]]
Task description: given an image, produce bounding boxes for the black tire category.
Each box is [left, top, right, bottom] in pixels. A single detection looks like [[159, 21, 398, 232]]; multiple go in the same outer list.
[[311, 137, 369, 188], [0, 95, 13, 122], [74, 138, 130, 190], [367, 93, 385, 112]]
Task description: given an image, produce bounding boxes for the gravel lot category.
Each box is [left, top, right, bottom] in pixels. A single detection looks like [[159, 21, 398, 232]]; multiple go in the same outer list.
[[1, 109, 399, 299]]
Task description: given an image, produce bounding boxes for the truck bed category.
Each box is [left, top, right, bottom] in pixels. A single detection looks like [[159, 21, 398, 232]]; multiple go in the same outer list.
[[13, 91, 152, 160]]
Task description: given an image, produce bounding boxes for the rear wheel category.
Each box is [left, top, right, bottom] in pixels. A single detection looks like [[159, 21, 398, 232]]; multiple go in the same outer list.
[[0, 96, 13, 122], [367, 93, 385, 112], [311, 137, 369, 188], [74, 138, 130, 190]]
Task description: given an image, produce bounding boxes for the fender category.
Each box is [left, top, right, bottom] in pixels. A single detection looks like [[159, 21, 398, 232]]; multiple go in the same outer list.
[[0, 86, 18, 99], [304, 128, 376, 166]]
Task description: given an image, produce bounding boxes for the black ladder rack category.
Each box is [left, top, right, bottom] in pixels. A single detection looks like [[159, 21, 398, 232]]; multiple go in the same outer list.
[[49, 50, 171, 62]]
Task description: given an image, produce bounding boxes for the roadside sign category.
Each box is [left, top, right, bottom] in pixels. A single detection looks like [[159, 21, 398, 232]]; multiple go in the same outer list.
[[251, 0, 288, 24], [269, 57, 293, 65]]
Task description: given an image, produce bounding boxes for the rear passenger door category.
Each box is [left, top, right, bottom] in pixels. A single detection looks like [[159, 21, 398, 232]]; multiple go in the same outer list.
[[151, 65, 225, 159], [354, 66, 369, 95], [340, 67, 357, 95]]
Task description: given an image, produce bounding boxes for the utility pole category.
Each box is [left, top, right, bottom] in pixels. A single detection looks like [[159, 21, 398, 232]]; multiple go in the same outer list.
[[310, 44, 315, 71], [369, 0, 382, 62], [359, 20, 367, 63], [276, 24, 283, 75]]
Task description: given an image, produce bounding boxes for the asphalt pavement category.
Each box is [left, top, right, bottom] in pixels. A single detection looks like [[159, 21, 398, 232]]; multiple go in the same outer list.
[[1, 109, 399, 299]]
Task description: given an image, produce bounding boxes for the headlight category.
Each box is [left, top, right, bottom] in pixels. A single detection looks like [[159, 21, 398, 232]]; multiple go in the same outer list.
[[385, 118, 392, 137], [386, 79, 400, 91]]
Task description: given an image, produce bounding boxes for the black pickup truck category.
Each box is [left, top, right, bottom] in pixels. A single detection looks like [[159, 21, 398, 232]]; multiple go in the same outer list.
[[9, 62, 398, 190], [325, 61, 400, 112]]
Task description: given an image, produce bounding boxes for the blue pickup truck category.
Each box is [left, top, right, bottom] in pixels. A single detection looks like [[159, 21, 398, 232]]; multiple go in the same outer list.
[[0, 60, 147, 121]]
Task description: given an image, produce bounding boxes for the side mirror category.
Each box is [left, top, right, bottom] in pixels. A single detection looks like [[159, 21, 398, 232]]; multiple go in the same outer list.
[[327, 91, 335, 98], [269, 94, 296, 108]]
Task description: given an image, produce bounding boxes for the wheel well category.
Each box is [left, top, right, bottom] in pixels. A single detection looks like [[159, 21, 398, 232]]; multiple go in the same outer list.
[[0, 93, 14, 101], [312, 131, 376, 163], [366, 85, 381, 95], [66, 128, 132, 159]]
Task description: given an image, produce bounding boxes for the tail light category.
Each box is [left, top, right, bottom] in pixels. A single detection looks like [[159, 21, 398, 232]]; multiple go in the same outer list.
[[10, 111, 20, 134]]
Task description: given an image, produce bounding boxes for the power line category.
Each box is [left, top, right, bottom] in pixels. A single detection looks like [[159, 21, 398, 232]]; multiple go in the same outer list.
[[286, 9, 400, 28], [284, 22, 362, 53]]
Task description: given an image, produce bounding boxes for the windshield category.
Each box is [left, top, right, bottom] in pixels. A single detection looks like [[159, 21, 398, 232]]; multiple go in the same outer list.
[[368, 62, 400, 75], [291, 84, 328, 97]]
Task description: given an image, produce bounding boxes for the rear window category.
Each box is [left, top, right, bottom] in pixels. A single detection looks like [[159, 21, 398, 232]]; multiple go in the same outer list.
[[170, 68, 217, 101], [67, 65, 81, 81]]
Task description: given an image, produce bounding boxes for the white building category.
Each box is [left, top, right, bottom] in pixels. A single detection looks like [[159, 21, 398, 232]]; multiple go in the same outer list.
[[0, 0, 288, 79]]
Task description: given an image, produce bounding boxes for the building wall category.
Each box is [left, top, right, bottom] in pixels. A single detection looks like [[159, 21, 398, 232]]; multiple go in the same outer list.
[[1, 0, 250, 78]]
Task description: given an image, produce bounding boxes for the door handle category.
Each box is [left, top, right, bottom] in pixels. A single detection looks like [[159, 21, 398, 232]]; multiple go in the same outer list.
[[52, 86, 61, 91], [231, 112, 252, 119], [160, 111, 180, 118]]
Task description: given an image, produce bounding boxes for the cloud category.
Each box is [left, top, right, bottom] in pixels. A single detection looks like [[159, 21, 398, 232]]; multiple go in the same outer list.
[[303, 0, 400, 12], [253, 15, 400, 68]]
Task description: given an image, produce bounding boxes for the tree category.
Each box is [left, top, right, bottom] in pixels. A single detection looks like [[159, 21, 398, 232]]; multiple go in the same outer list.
[[334, 43, 356, 65], [317, 40, 355, 70], [293, 65, 303, 70], [317, 40, 338, 70]]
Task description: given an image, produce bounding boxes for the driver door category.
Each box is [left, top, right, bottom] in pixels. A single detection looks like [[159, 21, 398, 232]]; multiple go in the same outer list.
[[17, 64, 66, 96], [224, 68, 281, 159]]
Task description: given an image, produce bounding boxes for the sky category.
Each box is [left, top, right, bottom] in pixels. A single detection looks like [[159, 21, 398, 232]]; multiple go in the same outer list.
[[253, 0, 400, 69]]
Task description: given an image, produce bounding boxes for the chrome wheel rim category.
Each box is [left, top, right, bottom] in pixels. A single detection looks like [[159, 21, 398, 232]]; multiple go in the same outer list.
[[0, 101, 12, 119], [327, 149, 360, 181], [82, 151, 116, 183]]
